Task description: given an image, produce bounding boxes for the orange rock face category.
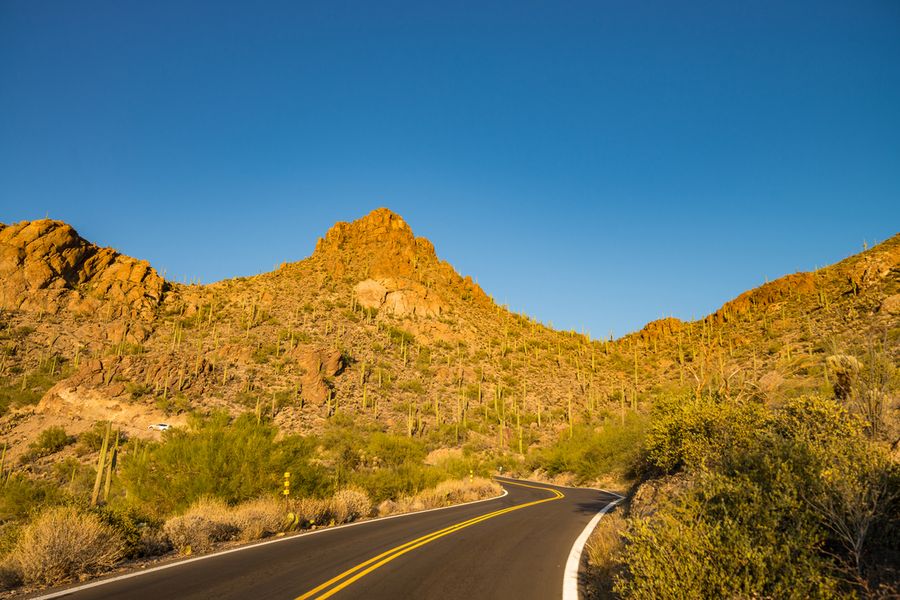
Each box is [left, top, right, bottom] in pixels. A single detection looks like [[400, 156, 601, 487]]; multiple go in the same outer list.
[[354, 277, 443, 318], [0, 219, 168, 318], [290, 345, 345, 405]]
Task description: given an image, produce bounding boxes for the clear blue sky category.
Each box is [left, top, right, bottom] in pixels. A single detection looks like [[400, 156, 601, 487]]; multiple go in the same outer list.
[[2, 1, 898, 337]]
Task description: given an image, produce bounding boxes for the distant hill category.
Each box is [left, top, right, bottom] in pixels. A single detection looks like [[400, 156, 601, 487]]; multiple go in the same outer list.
[[1, 208, 898, 459]]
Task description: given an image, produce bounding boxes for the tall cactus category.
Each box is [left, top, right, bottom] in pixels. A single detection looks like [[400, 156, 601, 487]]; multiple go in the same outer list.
[[103, 431, 119, 502], [91, 422, 112, 506]]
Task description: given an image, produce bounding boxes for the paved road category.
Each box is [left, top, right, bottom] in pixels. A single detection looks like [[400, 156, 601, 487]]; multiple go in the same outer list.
[[35, 478, 619, 600]]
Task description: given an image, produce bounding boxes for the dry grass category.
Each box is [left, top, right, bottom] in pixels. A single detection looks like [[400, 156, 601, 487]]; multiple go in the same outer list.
[[136, 526, 172, 557], [162, 498, 237, 555], [583, 512, 626, 599], [415, 477, 500, 508], [10, 506, 124, 585], [229, 498, 286, 541], [290, 497, 331, 528], [378, 477, 501, 516], [328, 488, 372, 524]]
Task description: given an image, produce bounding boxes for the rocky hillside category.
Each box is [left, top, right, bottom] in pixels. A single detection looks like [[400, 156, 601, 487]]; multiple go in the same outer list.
[[1, 209, 898, 461]]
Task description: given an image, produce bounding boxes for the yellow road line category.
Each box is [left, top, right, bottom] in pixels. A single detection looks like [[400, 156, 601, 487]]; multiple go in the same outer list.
[[295, 480, 564, 600]]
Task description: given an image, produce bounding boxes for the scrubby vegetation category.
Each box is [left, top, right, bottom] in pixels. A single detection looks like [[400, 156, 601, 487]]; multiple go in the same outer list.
[[10, 506, 123, 586], [0, 411, 503, 590], [119, 413, 328, 515], [528, 413, 648, 484], [595, 391, 898, 599], [25, 426, 72, 460]]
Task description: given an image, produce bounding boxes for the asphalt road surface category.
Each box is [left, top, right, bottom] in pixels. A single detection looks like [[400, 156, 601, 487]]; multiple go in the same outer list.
[[35, 477, 620, 600]]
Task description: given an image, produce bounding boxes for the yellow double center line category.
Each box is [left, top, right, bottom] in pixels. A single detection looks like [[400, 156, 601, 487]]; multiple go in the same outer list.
[[295, 480, 564, 600]]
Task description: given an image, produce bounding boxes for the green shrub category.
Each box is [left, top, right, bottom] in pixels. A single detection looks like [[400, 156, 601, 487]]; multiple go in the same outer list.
[[399, 379, 425, 395], [93, 505, 165, 559], [76, 421, 129, 455], [618, 471, 838, 599], [0, 370, 58, 416], [529, 413, 648, 482], [642, 393, 766, 474], [119, 412, 328, 515], [23, 426, 73, 462], [0, 474, 65, 521], [616, 394, 897, 598]]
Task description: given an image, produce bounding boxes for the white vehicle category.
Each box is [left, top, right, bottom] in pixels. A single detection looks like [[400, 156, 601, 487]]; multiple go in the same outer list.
[[148, 423, 171, 431]]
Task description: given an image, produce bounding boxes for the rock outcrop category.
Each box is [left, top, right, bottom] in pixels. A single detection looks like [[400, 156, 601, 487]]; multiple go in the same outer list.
[[882, 294, 900, 315], [291, 345, 345, 405], [638, 317, 683, 342], [354, 278, 444, 317], [0, 219, 168, 318]]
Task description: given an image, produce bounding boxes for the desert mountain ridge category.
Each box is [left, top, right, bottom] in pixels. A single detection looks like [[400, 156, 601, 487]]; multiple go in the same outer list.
[[0, 208, 898, 461]]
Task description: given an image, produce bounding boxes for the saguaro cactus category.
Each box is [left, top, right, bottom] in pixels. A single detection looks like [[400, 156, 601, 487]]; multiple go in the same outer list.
[[91, 422, 112, 506]]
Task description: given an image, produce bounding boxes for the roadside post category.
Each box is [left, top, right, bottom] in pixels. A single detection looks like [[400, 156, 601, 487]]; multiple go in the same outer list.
[[284, 471, 300, 531]]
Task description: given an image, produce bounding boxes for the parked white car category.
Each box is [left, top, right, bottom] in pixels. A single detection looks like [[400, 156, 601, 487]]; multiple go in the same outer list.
[[148, 423, 171, 432]]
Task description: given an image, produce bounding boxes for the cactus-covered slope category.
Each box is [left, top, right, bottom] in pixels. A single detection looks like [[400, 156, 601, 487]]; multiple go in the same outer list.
[[1, 209, 898, 459]]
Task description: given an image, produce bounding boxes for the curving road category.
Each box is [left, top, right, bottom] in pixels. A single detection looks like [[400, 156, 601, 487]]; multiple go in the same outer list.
[[33, 478, 620, 600]]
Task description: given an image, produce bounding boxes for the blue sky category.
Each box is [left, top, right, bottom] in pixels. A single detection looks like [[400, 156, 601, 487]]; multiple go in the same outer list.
[[1, 1, 898, 337]]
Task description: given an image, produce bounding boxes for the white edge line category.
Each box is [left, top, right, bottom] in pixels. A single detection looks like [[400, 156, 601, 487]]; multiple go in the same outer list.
[[562, 497, 622, 600], [31, 488, 509, 600]]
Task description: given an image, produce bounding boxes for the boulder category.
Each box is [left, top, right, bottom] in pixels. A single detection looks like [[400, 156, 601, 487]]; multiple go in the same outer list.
[[881, 294, 900, 315]]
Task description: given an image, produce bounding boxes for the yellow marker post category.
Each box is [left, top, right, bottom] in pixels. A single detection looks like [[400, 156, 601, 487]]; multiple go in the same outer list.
[[283, 471, 291, 497]]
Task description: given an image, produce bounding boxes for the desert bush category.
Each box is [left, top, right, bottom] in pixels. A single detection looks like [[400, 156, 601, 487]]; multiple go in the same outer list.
[[0, 369, 57, 416], [291, 497, 331, 528], [846, 340, 898, 441], [529, 413, 648, 482], [376, 499, 401, 516], [120, 412, 328, 515], [137, 526, 172, 557], [0, 473, 64, 521], [162, 498, 237, 555], [324, 425, 446, 502], [25, 426, 72, 459], [617, 470, 838, 599], [328, 488, 372, 524], [94, 504, 165, 558], [230, 498, 286, 541], [414, 477, 500, 509], [641, 393, 766, 474], [615, 394, 897, 598], [76, 421, 127, 454], [11, 506, 124, 585]]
